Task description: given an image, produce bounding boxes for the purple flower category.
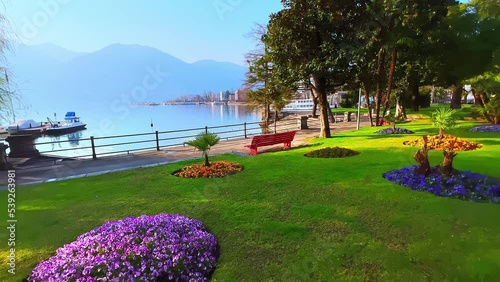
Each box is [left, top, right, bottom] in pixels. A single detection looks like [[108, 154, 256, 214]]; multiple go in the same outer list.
[[375, 127, 415, 134], [469, 125, 500, 133], [28, 214, 219, 282], [383, 166, 500, 203]]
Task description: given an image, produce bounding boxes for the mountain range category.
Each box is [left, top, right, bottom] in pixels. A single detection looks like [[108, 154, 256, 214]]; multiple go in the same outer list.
[[5, 43, 247, 108]]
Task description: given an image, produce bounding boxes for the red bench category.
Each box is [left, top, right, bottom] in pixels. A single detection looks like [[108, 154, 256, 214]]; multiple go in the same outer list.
[[244, 131, 297, 155]]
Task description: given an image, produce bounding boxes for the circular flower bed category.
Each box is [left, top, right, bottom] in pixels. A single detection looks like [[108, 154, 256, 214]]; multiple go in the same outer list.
[[174, 161, 243, 178], [403, 135, 481, 151], [304, 147, 359, 158], [469, 125, 500, 132], [28, 214, 219, 281], [375, 127, 414, 134], [383, 165, 500, 203]]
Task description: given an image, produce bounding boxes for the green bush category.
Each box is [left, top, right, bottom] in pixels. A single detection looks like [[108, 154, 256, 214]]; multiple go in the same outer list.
[[304, 147, 359, 158]]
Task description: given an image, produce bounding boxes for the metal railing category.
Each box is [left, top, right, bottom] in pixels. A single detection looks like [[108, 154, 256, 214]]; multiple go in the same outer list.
[[3, 119, 300, 162]]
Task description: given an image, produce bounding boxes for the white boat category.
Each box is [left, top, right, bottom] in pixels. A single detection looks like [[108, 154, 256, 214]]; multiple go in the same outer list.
[[0, 124, 7, 134], [45, 112, 86, 135], [7, 119, 48, 135], [282, 99, 339, 112]]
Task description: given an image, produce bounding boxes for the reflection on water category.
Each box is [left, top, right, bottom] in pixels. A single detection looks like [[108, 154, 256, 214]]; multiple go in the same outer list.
[[67, 131, 82, 147]]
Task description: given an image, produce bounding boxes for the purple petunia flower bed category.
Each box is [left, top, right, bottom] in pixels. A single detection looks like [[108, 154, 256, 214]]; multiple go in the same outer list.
[[383, 165, 500, 204], [375, 127, 414, 134], [469, 125, 500, 132], [28, 214, 219, 282]]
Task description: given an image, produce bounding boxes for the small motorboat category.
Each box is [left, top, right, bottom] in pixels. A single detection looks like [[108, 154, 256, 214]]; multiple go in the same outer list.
[[0, 124, 7, 135], [45, 112, 86, 135], [7, 119, 48, 135]]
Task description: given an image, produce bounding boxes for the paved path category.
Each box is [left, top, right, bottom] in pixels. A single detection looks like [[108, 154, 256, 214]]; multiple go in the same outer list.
[[0, 116, 372, 188]]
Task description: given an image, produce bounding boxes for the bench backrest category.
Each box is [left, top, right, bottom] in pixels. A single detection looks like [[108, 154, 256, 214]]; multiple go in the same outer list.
[[251, 131, 296, 147]]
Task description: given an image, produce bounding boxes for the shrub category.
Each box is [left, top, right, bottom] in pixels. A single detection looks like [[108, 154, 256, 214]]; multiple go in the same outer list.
[[431, 108, 459, 137], [403, 135, 481, 151], [174, 161, 243, 178], [469, 125, 500, 132], [383, 165, 500, 204], [304, 147, 359, 158], [28, 214, 219, 281], [185, 132, 220, 166], [375, 127, 414, 134]]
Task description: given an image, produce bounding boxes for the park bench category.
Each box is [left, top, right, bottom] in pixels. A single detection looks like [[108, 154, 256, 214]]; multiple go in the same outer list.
[[244, 131, 297, 155]]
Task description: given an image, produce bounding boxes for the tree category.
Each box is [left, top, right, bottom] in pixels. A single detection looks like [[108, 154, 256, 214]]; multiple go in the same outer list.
[[441, 0, 499, 108], [185, 132, 220, 167], [0, 12, 15, 125], [244, 25, 293, 124], [266, 0, 365, 137]]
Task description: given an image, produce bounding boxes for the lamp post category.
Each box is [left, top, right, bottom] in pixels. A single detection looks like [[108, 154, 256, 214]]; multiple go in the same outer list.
[[357, 87, 362, 130]]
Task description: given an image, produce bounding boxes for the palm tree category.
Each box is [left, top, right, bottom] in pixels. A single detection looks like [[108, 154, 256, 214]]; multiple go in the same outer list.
[[185, 132, 220, 166], [432, 108, 458, 138]]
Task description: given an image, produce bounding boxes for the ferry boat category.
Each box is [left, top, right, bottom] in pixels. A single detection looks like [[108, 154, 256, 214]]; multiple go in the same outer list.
[[282, 99, 338, 112]]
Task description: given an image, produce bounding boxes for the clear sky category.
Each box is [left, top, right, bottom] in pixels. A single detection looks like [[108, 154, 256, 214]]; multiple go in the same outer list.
[[3, 0, 284, 65], [3, 0, 469, 66]]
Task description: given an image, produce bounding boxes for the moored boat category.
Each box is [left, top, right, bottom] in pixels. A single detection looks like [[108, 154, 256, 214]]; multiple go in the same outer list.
[[7, 119, 48, 135], [45, 112, 86, 135]]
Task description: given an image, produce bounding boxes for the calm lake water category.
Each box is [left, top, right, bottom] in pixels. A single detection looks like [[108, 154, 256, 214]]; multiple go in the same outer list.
[[7, 103, 262, 158]]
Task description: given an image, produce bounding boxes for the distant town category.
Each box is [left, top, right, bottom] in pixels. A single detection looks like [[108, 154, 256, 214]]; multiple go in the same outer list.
[[131, 89, 247, 106]]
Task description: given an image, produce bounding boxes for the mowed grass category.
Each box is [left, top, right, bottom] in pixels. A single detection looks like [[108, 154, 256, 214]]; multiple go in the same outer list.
[[1, 120, 500, 281]]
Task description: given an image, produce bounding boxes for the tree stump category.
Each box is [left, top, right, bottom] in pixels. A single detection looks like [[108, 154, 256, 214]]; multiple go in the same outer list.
[[414, 135, 431, 176], [439, 150, 457, 176]]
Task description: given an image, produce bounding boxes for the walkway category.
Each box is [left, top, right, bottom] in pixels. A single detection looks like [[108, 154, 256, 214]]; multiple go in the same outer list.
[[0, 116, 372, 188]]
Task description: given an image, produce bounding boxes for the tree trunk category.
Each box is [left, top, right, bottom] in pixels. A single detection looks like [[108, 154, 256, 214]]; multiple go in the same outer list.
[[414, 149, 431, 176], [450, 85, 463, 109], [410, 78, 420, 112], [204, 152, 210, 167], [326, 103, 335, 123], [413, 136, 431, 176], [363, 84, 374, 126], [438, 128, 445, 138], [473, 89, 483, 106], [382, 48, 397, 116], [374, 48, 386, 126], [311, 96, 319, 118], [312, 75, 332, 138], [439, 150, 457, 177]]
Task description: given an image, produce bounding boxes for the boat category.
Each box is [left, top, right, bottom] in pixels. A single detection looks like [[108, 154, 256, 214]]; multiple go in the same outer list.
[[7, 119, 48, 135], [0, 124, 7, 135], [44, 112, 86, 135], [282, 99, 339, 112]]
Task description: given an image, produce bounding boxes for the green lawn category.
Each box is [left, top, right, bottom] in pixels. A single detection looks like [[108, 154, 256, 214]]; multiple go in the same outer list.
[[1, 120, 500, 281]]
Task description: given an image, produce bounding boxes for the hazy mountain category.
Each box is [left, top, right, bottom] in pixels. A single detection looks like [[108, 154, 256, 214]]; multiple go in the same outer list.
[[6, 43, 247, 109]]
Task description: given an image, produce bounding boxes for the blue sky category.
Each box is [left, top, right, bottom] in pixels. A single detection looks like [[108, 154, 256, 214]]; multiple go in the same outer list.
[[4, 0, 283, 65], [4, 1, 468, 66]]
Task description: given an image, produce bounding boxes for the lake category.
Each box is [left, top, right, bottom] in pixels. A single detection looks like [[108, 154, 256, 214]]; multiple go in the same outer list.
[[6, 103, 262, 158]]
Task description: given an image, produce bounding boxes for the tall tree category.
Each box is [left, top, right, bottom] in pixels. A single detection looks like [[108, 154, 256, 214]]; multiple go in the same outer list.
[[266, 0, 365, 137], [0, 12, 15, 125], [441, 0, 499, 108]]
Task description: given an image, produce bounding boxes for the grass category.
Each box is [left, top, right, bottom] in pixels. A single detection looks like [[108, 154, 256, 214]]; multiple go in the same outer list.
[[1, 119, 500, 281]]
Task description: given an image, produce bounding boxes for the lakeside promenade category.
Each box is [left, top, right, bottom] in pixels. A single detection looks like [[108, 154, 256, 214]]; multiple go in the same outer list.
[[0, 116, 372, 189]]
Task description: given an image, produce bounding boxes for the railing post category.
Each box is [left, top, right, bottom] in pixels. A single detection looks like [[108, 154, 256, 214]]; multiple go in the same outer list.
[[244, 122, 247, 138], [155, 131, 160, 151], [90, 136, 97, 160], [205, 126, 208, 134]]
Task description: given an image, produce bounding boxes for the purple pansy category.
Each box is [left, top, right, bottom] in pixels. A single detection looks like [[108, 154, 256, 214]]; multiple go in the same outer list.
[[469, 125, 500, 132], [28, 214, 219, 282], [383, 165, 500, 204], [375, 127, 414, 134]]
